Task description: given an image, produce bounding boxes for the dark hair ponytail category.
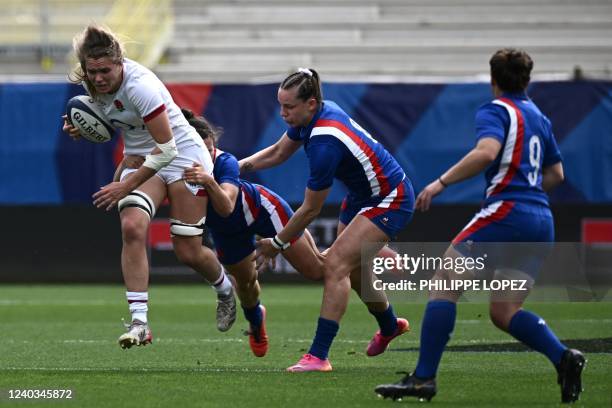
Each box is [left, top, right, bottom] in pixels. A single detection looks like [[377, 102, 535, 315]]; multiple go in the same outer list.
[[181, 108, 220, 143], [280, 68, 323, 104]]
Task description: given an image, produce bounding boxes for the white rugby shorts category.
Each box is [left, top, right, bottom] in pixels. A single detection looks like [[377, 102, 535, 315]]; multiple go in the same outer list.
[[121, 143, 212, 196]]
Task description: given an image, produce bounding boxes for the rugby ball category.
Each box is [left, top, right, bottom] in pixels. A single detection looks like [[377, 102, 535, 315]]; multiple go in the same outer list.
[[66, 95, 114, 143]]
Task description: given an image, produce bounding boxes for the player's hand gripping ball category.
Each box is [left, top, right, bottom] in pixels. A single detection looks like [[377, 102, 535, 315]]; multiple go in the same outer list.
[[66, 95, 114, 143]]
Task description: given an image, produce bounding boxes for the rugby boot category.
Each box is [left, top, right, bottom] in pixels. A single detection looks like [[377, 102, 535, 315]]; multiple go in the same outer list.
[[286, 354, 332, 372], [118, 319, 152, 349], [557, 348, 586, 403], [246, 305, 269, 357], [366, 317, 410, 356], [375, 372, 437, 402], [216, 291, 237, 332]]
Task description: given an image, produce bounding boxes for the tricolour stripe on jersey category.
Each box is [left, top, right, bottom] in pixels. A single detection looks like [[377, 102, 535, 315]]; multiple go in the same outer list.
[[257, 186, 290, 233], [487, 98, 524, 197], [241, 187, 259, 226], [143, 104, 166, 122], [311, 119, 391, 197], [451, 201, 514, 244], [359, 178, 406, 219]]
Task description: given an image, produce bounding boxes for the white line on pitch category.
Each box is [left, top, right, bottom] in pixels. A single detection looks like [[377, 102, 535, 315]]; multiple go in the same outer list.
[[0, 367, 285, 373]]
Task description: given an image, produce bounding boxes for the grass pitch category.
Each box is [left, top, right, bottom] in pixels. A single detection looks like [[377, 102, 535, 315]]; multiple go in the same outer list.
[[1, 284, 610, 407]]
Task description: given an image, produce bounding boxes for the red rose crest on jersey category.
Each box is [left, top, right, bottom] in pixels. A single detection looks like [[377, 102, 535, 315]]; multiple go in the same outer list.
[[114, 99, 125, 112]]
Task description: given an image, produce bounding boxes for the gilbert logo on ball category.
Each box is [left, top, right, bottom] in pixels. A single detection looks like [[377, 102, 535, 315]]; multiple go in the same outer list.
[[67, 95, 115, 143]]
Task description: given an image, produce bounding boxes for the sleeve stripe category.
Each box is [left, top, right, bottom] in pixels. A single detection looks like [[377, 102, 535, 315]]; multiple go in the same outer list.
[[143, 104, 166, 122]]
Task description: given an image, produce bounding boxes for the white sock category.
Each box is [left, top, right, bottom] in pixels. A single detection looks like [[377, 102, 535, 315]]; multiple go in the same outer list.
[[211, 267, 232, 296], [126, 291, 148, 323]]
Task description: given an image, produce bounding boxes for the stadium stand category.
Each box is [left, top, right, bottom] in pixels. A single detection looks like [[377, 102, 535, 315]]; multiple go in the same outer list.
[[0, 0, 611, 82], [0, 0, 172, 79], [157, 0, 612, 82]]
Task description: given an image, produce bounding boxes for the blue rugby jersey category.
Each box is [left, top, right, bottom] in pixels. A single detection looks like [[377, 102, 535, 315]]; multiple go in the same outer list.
[[286, 101, 406, 203], [205, 150, 263, 234], [476, 93, 562, 207]]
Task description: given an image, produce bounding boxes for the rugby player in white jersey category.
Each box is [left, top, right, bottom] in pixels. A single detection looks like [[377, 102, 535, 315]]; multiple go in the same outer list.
[[63, 24, 236, 348]]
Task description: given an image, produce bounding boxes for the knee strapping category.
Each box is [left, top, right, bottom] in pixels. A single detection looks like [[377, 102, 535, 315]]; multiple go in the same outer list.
[[118, 190, 156, 219], [170, 216, 206, 237]]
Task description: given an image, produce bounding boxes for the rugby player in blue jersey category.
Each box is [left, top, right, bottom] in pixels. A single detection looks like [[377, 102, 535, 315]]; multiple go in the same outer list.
[[182, 108, 324, 357], [375, 48, 585, 403], [121, 108, 324, 358], [240, 69, 415, 372]]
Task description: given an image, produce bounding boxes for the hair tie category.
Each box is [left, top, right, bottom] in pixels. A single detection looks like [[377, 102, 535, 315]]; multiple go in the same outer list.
[[297, 67, 313, 77]]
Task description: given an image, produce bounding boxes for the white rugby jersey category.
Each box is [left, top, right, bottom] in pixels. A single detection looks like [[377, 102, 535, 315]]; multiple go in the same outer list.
[[83, 58, 205, 156]]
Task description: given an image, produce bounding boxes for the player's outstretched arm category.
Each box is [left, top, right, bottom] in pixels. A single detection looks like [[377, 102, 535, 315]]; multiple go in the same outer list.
[[112, 161, 126, 183], [277, 187, 329, 244], [112, 155, 145, 183], [184, 164, 238, 217], [239, 133, 302, 173], [255, 187, 329, 272], [416, 137, 501, 211]]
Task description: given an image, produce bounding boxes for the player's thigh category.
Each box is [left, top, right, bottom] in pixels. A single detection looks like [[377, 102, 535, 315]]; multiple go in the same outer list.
[[120, 171, 167, 215], [283, 230, 324, 281], [302, 228, 321, 256], [159, 141, 212, 224], [453, 202, 553, 281], [166, 181, 210, 260], [167, 180, 208, 223], [326, 215, 389, 276], [336, 221, 347, 238]]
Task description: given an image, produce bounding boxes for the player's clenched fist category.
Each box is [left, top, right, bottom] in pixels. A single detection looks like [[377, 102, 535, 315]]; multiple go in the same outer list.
[[62, 115, 81, 140]]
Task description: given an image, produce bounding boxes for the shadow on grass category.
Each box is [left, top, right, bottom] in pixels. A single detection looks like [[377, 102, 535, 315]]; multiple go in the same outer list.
[[393, 337, 612, 353]]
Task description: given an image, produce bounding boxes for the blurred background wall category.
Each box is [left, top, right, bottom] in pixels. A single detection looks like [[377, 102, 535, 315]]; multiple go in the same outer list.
[[1, 0, 610, 282]]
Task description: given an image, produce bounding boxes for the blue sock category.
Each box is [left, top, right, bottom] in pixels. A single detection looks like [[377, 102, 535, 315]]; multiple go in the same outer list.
[[414, 300, 457, 379], [369, 304, 398, 336], [508, 310, 566, 366], [242, 301, 262, 329], [308, 317, 339, 360]]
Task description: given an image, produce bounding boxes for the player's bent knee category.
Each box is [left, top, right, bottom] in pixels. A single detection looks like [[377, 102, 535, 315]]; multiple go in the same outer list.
[[324, 254, 354, 281], [323, 250, 343, 271], [120, 216, 149, 243], [118, 190, 156, 220], [323, 266, 351, 285]]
